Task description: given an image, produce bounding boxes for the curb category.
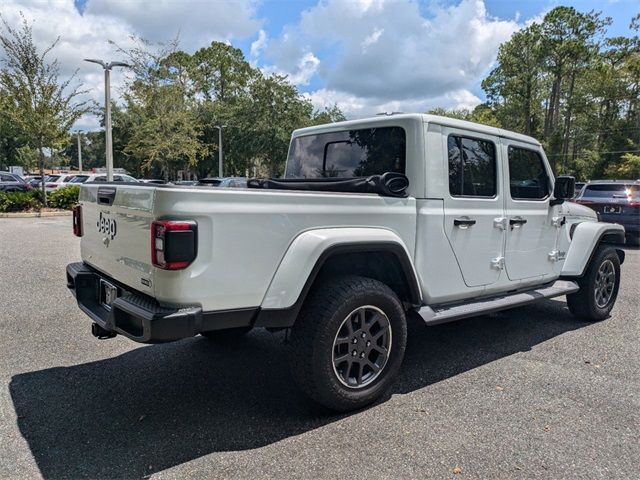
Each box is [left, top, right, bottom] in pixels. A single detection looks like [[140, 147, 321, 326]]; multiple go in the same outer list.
[[0, 211, 72, 218]]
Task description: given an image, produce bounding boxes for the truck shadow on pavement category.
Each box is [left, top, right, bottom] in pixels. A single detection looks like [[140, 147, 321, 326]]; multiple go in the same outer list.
[[10, 298, 585, 479]]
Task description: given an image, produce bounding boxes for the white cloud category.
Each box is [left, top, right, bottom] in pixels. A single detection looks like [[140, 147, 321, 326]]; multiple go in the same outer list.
[[250, 29, 268, 61], [361, 28, 384, 52], [1, 0, 262, 130], [1, 0, 519, 130], [277, 0, 518, 116], [304, 88, 481, 118], [85, 0, 260, 50]]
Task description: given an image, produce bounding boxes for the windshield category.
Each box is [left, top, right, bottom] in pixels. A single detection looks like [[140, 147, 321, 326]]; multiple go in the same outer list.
[[285, 127, 406, 179]]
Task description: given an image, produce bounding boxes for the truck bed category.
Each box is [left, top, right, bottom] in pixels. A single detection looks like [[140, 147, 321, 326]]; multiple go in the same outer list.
[[79, 183, 417, 311]]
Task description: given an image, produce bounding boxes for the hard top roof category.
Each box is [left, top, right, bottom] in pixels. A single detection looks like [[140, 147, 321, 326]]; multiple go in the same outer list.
[[292, 113, 541, 146]]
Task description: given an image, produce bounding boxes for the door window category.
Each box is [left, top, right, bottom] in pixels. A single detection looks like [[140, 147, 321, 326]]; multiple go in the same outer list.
[[508, 147, 550, 200], [448, 135, 496, 197]]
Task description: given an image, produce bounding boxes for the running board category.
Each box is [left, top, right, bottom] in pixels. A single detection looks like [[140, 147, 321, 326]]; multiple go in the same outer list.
[[418, 280, 579, 326]]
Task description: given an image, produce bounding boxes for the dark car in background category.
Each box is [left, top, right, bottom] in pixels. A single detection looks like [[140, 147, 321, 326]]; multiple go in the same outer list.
[[0, 172, 29, 192], [196, 177, 247, 188], [574, 180, 640, 245]]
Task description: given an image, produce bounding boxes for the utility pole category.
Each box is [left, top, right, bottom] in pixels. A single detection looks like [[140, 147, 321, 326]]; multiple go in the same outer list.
[[77, 131, 83, 173], [214, 125, 226, 177], [84, 59, 130, 181]]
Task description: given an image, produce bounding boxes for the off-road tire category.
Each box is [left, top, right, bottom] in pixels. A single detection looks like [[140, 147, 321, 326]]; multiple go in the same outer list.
[[567, 245, 620, 321], [289, 275, 407, 412], [200, 326, 252, 343]]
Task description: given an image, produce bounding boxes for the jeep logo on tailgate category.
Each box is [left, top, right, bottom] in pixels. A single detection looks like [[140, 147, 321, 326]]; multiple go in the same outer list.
[[97, 211, 117, 239]]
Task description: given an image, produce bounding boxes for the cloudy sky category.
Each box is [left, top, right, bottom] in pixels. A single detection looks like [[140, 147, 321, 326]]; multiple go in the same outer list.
[[1, 0, 638, 130]]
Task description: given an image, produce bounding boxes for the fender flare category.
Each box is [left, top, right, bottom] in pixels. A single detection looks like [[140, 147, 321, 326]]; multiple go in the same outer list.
[[255, 228, 421, 328], [561, 222, 625, 277]]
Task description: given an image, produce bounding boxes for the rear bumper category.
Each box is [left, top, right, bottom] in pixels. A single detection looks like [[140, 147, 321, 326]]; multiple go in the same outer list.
[[66, 262, 256, 343]]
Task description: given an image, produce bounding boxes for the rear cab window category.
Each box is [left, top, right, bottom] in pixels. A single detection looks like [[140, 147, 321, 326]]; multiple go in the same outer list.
[[285, 126, 406, 178]]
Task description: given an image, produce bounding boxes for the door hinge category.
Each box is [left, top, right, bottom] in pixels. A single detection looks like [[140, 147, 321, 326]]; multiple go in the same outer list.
[[491, 256, 505, 270], [552, 216, 566, 228], [493, 217, 507, 230]]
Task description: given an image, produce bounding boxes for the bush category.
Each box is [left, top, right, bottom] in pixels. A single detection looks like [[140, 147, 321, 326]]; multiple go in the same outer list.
[[0, 189, 43, 212], [48, 185, 80, 210]]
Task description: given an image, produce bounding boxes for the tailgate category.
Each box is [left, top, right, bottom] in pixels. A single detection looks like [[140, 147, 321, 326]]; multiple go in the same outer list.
[[79, 184, 155, 295]]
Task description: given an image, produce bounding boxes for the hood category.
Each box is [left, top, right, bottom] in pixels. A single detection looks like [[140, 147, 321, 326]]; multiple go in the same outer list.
[[564, 201, 598, 220]]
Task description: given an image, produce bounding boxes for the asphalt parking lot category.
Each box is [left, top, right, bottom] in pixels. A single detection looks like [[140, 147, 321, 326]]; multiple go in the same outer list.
[[1, 216, 638, 479]]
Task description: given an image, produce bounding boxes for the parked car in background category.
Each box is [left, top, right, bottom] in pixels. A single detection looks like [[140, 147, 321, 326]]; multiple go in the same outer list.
[[196, 177, 222, 186], [68, 173, 139, 184], [573, 182, 586, 198], [45, 173, 78, 192], [24, 176, 43, 188], [0, 172, 29, 192], [219, 177, 247, 188], [170, 180, 198, 186], [196, 177, 247, 187], [574, 180, 640, 245], [140, 179, 166, 184]]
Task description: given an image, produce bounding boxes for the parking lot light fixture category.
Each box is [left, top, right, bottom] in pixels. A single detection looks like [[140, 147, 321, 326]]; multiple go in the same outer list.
[[84, 59, 131, 181]]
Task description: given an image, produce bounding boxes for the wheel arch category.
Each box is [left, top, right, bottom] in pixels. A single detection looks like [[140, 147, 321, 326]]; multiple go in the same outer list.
[[254, 228, 421, 328], [562, 222, 625, 277]]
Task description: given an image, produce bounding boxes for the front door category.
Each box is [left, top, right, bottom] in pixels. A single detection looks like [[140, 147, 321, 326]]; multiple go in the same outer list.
[[503, 141, 558, 280], [442, 129, 505, 288]]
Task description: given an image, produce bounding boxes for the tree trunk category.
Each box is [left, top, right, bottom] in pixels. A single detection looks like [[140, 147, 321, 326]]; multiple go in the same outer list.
[[524, 78, 532, 135], [561, 71, 576, 172], [38, 145, 47, 207], [545, 72, 562, 138]]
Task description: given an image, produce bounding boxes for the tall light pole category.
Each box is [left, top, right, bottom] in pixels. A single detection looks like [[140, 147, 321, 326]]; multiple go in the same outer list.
[[213, 125, 226, 177], [84, 59, 130, 181], [76, 131, 83, 173]]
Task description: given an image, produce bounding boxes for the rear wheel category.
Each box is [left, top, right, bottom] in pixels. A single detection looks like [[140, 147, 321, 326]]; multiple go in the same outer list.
[[289, 275, 407, 412], [567, 246, 620, 321]]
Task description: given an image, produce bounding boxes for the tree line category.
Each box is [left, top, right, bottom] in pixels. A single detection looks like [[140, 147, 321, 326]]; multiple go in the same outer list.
[[433, 7, 640, 180], [0, 17, 344, 182], [2, 6, 639, 182]]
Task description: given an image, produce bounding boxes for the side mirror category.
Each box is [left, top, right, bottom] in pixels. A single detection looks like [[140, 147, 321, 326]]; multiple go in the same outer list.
[[550, 176, 575, 206]]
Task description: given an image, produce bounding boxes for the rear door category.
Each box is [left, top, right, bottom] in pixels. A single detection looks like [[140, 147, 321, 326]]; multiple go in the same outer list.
[[80, 183, 156, 295], [503, 142, 557, 280], [442, 129, 506, 287]]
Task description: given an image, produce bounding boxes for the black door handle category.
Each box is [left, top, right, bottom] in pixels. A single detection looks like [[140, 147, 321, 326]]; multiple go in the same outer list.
[[509, 218, 527, 227], [454, 218, 476, 227]]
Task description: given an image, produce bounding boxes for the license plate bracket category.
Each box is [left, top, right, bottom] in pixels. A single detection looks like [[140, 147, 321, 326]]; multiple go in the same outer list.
[[99, 279, 118, 310]]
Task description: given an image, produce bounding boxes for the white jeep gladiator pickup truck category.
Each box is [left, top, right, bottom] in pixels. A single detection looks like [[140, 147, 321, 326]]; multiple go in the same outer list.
[[67, 114, 625, 411]]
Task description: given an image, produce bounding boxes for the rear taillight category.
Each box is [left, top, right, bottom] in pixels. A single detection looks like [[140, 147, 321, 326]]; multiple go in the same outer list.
[[151, 220, 198, 270], [72, 205, 83, 237], [46, 183, 57, 188]]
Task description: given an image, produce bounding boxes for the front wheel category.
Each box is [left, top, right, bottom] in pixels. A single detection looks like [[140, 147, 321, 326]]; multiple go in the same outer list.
[[567, 246, 621, 321], [289, 275, 407, 412]]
